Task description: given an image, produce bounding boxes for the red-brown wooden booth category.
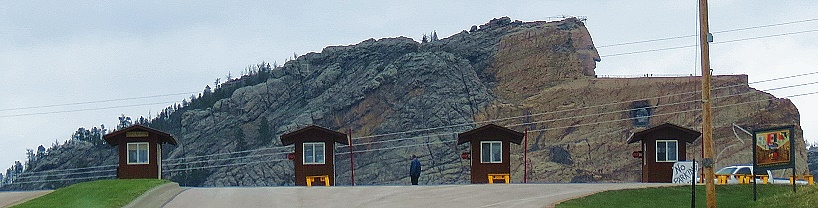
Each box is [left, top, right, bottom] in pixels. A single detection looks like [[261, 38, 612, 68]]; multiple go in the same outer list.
[[457, 124, 523, 184], [104, 125, 177, 179], [627, 123, 700, 182], [280, 125, 348, 186]]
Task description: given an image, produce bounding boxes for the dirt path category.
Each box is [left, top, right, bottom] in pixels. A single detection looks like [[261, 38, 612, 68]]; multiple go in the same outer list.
[[164, 183, 678, 208]]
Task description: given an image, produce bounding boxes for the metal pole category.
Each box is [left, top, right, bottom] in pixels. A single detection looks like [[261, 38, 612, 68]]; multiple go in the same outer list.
[[692, 158, 696, 208], [524, 128, 528, 183], [698, 0, 717, 207], [348, 129, 355, 186], [790, 167, 798, 193]]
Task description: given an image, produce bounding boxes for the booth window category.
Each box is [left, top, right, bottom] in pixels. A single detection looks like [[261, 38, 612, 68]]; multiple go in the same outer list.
[[127, 142, 149, 164], [656, 140, 678, 162], [303, 142, 325, 164], [481, 141, 502, 163]]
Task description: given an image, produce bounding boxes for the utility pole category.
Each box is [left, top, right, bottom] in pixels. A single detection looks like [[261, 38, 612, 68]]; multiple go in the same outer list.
[[699, 0, 717, 207]]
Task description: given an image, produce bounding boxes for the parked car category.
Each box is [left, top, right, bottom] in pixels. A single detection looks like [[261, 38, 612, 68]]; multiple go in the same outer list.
[[714, 164, 807, 185]]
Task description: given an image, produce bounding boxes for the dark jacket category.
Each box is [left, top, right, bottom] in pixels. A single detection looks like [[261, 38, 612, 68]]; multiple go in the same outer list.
[[410, 158, 421, 177]]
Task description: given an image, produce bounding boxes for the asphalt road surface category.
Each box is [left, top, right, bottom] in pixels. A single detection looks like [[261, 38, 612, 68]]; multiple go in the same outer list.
[[164, 183, 678, 208], [0, 190, 52, 207]]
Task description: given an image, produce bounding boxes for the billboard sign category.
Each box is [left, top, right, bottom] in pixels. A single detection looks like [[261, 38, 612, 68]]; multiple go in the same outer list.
[[753, 126, 795, 170]]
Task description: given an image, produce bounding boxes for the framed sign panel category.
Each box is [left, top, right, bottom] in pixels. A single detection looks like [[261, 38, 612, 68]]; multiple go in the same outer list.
[[753, 125, 795, 170]]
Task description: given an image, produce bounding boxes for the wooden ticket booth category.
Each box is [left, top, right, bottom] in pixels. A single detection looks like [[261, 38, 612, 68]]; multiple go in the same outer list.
[[457, 124, 523, 184], [104, 125, 177, 179], [627, 123, 700, 182], [280, 125, 348, 186]]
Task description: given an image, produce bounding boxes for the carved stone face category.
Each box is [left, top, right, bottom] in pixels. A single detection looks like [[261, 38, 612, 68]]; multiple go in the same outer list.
[[630, 101, 652, 127]]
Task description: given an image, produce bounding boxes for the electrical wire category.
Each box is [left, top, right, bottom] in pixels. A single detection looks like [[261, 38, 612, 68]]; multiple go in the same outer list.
[[162, 146, 292, 162], [162, 151, 289, 167], [0, 101, 175, 118], [597, 18, 818, 48], [15, 168, 116, 180], [347, 71, 816, 142], [10, 174, 116, 185], [601, 28, 818, 58], [13, 75, 811, 177], [333, 87, 818, 155], [163, 158, 289, 172], [16, 164, 117, 176], [0, 91, 197, 112]]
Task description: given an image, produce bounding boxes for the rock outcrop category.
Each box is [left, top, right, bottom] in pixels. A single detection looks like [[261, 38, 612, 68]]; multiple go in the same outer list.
[[7, 17, 807, 189]]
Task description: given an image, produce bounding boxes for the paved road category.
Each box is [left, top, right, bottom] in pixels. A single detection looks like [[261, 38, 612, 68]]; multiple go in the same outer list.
[[164, 183, 678, 208], [0, 190, 52, 208]]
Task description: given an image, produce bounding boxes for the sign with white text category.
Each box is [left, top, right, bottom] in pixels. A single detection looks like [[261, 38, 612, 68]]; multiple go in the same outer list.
[[672, 161, 700, 184]]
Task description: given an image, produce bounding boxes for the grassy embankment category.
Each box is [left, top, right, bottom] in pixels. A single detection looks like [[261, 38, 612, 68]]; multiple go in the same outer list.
[[557, 184, 818, 208], [12, 179, 168, 208]]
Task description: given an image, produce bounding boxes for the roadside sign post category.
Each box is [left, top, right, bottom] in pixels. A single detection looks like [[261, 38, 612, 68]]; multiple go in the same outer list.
[[752, 125, 796, 201]]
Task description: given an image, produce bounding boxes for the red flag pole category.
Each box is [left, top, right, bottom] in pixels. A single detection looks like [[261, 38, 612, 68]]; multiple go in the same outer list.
[[524, 128, 528, 183], [348, 129, 355, 186]]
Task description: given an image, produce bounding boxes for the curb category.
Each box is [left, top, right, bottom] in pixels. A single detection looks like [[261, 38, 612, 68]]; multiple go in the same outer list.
[[124, 182, 186, 208]]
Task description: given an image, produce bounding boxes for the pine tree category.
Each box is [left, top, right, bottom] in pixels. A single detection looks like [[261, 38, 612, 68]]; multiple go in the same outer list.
[[257, 117, 271, 146], [431, 30, 438, 41], [117, 114, 133, 130], [36, 145, 46, 159], [25, 149, 35, 170]]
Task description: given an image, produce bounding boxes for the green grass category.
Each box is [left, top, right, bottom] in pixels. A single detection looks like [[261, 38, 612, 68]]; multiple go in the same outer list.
[[557, 184, 817, 208], [12, 179, 169, 208]]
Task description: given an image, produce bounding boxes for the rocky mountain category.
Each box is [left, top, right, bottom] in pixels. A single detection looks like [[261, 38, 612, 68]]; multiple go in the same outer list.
[[4, 17, 807, 189]]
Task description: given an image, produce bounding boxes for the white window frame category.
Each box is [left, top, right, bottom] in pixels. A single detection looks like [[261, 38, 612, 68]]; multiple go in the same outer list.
[[303, 142, 325, 165], [127, 142, 150, 165], [480, 141, 502, 163], [655, 140, 678, 162]]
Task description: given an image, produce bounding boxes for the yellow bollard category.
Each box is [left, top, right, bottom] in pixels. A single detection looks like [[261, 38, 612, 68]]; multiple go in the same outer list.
[[716, 175, 728, 184]]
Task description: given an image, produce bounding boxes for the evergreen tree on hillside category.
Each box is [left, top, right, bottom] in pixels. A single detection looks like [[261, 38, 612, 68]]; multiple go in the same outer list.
[[234, 127, 247, 151], [431, 30, 438, 41], [117, 114, 132, 130], [25, 149, 35, 170], [257, 117, 271, 146], [72, 127, 90, 142], [36, 145, 46, 159]]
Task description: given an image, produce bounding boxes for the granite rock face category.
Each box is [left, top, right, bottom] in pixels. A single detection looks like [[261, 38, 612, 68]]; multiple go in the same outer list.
[[8, 17, 806, 189]]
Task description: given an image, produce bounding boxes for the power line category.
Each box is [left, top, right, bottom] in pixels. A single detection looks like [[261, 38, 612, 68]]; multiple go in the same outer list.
[[162, 151, 288, 167], [17, 164, 117, 176], [337, 80, 818, 152], [15, 84, 812, 181], [0, 91, 197, 112], [162, 146, 292, 162], [601, 28, 818, 58], [163, 158, 288, 172], [15, 168, 115, 180], [11, 174, 116, 185], [0, 101, 175, 118], [347, 71, 817, 143], [716, 29, 818, 44], [2, 24, 814, 121], [12, 72, 812, 175], [597, 18, 818, 48]]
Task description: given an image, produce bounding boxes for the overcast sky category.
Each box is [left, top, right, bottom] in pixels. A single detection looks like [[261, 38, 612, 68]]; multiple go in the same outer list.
[[1, 1, 816, 170]]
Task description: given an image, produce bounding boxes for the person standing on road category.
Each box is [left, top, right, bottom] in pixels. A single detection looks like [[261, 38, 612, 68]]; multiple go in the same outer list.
[[410, 155, 421, 185]]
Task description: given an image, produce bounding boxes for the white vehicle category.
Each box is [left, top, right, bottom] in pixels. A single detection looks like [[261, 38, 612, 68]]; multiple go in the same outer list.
[[715, 164, 807, 185]]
